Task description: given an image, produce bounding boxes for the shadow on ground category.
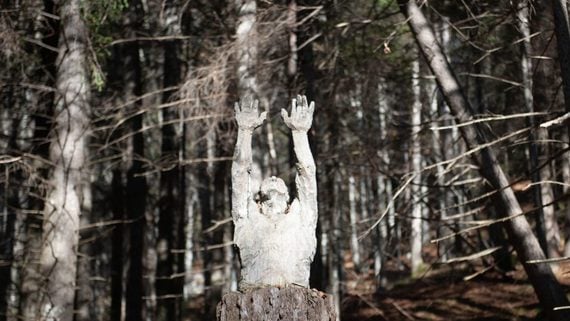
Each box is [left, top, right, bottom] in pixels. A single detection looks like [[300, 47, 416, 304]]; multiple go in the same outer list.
[[342, 265, 543, 321]]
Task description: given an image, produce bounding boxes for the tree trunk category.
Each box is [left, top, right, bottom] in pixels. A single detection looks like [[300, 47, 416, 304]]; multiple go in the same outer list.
[[37, 0, 91, 319], [156, 1, 185, 319], [75, 173, 93, 321], [398, 1, 570, 318], [217, 287, 336, 321], [0, 105, 22, 321], [236, 0, 258, 98], [329, 171, 343, 320], [348, 175, 361, 271], [410, 57, 424, 274], [199, 130, 222, 318], [110, 169, 125, 321], [551, 0, 570, 124], [125, 117, 148, 321], [287, 0, 298, 93], [550, 0, 570, 257], [517, 0, 555, 257]]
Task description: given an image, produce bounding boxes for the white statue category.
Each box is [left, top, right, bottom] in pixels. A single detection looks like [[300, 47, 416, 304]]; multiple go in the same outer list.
[[231, 95, 317, 291]]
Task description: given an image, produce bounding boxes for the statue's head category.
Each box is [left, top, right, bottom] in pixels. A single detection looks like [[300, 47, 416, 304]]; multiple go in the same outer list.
[[259, 176, 289, 218]]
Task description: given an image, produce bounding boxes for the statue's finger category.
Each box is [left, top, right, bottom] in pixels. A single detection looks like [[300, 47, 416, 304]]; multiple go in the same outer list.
[[253, 99, 259, 112], [309, 101, 315, 113], [302, 95, 308, 109], [292, 98, 297, 115], [259, 111, 267, 122]]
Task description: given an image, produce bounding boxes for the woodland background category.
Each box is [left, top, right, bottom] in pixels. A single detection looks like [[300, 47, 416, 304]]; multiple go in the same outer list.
[[1, 0, 570, 320]]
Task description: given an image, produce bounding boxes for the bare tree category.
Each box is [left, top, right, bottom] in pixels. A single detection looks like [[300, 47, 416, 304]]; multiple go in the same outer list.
[[397, 0, 570, 318], [516, 0, 560, 259], [37, 0, 91, 319], [410, 56, 424, 274]]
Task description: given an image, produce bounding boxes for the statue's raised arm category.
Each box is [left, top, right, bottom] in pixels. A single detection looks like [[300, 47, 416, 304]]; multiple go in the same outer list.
[[232, 95, 317, 291], [232, 99, 266, 222], [281, 95, 317, 228]]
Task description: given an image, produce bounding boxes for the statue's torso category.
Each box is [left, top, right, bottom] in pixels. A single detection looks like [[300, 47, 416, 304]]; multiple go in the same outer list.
[[235, 200, 316, 290]]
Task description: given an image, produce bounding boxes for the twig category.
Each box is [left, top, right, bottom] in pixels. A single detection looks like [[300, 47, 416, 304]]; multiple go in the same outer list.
[[441, 246, 502, 264], [391, 301, 416, 321], [0, 156, 21, 164], [430, 112, 546, 131], [204, 218, 233, 233], [527, 256, 570, 264], [540, 112, 570, 128]]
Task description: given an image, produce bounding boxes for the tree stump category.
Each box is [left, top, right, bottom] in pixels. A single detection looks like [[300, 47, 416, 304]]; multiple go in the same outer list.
[[216, 287, 336, 321]]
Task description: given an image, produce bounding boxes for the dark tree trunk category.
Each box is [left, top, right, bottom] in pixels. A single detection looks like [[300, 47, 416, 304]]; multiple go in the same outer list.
[[156, 1, 185, 320], [19, 1, 58, 318], [552, 0, 570, 125], [110, 169, 125, 321], [198, 132, 219, 318], [125, 123, 147, 321], [0, 100, 22, 321], [398, 1, 570, 318], [124, 47, 147, 321], [217, 287, 336, 321]]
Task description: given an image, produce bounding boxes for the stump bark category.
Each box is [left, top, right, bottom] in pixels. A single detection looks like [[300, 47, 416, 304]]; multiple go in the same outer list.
[[217, 287, 336, 321]]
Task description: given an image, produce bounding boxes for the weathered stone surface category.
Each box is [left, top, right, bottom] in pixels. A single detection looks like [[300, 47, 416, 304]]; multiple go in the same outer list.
[[217, 287, 336, 321]]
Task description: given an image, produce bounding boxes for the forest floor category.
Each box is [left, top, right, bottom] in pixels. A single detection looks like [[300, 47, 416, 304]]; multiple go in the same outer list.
[[342, 262, 545, 321], [187, 248, 569, 320]]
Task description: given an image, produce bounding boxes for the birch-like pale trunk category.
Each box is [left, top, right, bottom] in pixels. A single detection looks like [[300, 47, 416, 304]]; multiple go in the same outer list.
[[410, 57, 424, 274], [348, 175, 361, 270], [287, 0, 297, 91], [38, 0, 90, 319], [236, 0, 264, 190], [236, 0, 257, 97], [378, 83, 396, 239], [398, 1, 570, 317], [329, 171, 342, 321]]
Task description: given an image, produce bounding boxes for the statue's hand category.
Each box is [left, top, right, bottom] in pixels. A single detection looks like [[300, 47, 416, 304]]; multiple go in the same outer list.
[[281, 95, 314, 133], [235, 99, 267, 131]]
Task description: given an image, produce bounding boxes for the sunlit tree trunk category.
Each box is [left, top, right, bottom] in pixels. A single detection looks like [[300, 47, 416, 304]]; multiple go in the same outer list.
[[236, 0, 264, 189], [410, 57, 424, 274], [398, 1, 570, 318], [37, 0, 91, 319]]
